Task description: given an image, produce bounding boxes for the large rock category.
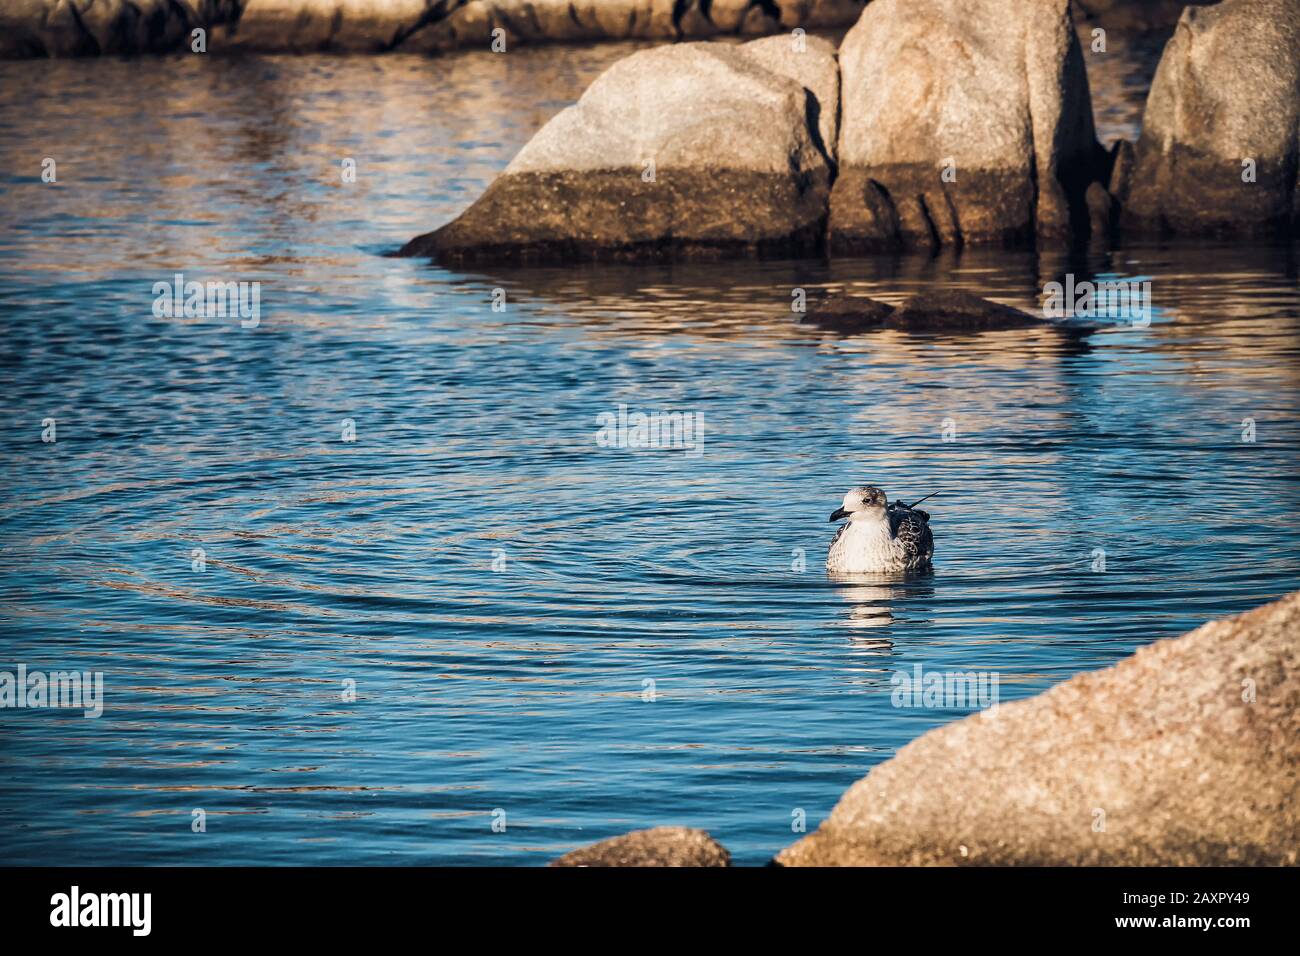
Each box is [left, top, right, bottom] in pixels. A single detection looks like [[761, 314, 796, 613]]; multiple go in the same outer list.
[[778, 590, 1300, 866], [400, 38, 839, 263], [0, 0, 868, 58], [551, 826, 731, 867], [829, 0, 1106, 252], [1115, 0, 1300, 237]]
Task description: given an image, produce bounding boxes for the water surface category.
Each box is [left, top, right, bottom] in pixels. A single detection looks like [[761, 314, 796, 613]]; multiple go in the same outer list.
[[1, 42, 1298, 865]]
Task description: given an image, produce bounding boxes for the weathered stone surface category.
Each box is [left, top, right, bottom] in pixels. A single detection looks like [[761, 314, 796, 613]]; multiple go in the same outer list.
[[400, 40, 836, 263], [830, 0, 1106, 253], [400, 0, 867, 52], [216, 0, 430, 52], [551, 826, 731, 867], [778, 590, 1300, 866], [411, 1, 704, 50], [741, 34, 840, 164], [1115, 0, 1300, 237], [1, 0, 867, 58], [803, 290, 1052, 333]]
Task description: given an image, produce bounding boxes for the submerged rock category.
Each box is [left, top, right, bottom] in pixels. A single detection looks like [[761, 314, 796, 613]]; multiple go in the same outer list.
[[887, 291, 1052, 330], [1115, 0, 1300, 237], [551, 826, 731, 867], [777, 590, 1300, 866], [802, 290, 1052, 333], [400, 38, 839, 264], [800, 295, 897, 333], [830, 0, 1105, 253]]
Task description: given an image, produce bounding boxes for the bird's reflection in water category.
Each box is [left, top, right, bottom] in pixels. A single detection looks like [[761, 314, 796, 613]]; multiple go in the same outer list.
[[827, 571, 936, 652]]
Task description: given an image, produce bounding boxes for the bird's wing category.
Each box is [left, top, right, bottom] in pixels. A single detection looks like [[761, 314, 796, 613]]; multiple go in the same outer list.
[[888, 506, 932, 561]]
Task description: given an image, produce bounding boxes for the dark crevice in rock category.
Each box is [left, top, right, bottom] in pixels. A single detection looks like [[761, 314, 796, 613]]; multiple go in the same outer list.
[[494, 9, 526, 43], [388, 0, 462, 52], [66, 2, 103, 56], [914, 193, 941, 249], [1065, 168, 1101, 244], [805, 93, 834, 176], [830, 55, 842, 169], [1085, 181, 1117, 242], [290, 9, 315, 49], [671, 0, 692, 37], [322, 7, 345, 50], [165, 1, 192, 49], [518, 2, 545, 38], [866, 179, 900, 244], [937, 182, 963, 248], [1025, 111, 1040, 235]]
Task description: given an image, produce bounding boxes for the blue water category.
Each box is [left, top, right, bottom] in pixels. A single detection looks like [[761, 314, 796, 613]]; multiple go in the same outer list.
[[1, 47, 1298, 865]]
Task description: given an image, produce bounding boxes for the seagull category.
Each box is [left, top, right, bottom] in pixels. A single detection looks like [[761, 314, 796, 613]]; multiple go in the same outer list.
[[826, 485, 934, 573]]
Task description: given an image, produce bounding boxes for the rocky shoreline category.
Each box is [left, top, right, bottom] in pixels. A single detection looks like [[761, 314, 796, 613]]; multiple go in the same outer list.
[[12, 3, 1293, 258], [397, 0, 1299, 265], [554, 589, 1300, 866], [6, 0, 866, 59], [0, 1, 1213, 59]]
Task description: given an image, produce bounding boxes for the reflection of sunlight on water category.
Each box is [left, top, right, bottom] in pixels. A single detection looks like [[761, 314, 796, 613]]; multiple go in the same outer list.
[[828, 577, 908, 635], [841, 604, 894, 629]]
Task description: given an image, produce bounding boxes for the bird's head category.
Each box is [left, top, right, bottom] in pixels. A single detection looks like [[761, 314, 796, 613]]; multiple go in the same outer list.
[[829, 485, 888, 523]]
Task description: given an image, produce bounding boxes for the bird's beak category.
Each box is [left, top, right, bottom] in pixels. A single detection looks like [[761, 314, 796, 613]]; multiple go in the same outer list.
[[829, 507, 849, 522]]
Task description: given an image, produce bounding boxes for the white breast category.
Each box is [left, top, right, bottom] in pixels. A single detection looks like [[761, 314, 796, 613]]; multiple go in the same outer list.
[[827, 518, 906, 573]]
